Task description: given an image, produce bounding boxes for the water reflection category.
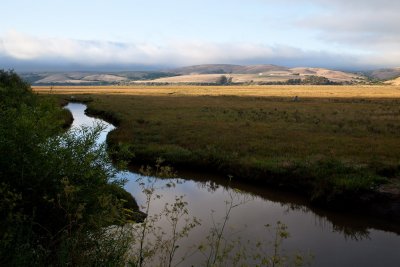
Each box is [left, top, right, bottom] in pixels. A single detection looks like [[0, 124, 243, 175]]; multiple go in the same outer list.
[[65, 103, 400, 267], [67, 102, 115, 145]]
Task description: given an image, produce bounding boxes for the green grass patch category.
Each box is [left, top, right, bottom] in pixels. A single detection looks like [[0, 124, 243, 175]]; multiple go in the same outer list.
[[54, 93, 400, 201]]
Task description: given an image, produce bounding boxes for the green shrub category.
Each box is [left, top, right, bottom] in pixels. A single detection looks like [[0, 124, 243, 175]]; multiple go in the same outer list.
[[0, 70, 133, 266]]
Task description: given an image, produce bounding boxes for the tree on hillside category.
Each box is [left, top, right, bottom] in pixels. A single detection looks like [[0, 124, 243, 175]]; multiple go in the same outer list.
[[216, 75, 233, 85], [302, 75, 335, 85], [287, 78, 302, 85]]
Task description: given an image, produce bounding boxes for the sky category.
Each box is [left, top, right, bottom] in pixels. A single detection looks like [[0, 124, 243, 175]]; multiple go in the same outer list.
[[0, 0, 399, 71]]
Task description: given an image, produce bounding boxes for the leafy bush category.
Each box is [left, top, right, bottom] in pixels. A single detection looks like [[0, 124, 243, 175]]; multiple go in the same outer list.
[[0, 70, 132, 265]]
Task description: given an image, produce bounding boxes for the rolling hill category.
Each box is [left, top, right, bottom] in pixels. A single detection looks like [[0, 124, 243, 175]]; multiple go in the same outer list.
[[151, 65, 365, 84], [366, 67, 400, 80], [385, 77, 400, 85], [21, 71, 176, 85], [169, 64, 289, 75], [19, 64, 387, 85], [34, 73, 128, 84]]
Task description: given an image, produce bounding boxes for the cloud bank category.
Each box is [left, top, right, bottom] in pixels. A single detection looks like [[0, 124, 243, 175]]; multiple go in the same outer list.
[[0, 0, 398, 71], [294, 0, 400, 51], [0, 24, 400, 70], [0, 31, 388, 71]]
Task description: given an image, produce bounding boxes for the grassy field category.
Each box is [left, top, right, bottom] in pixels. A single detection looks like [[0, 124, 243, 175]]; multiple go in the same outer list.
[[34, 84, 400, 98], [36, 85, 400, 202]]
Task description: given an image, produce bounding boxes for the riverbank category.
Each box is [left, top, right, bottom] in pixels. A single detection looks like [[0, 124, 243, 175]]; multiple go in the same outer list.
[[60, 100, 145, 222], [64, 101, 400, 267], [37, 85, 400, 220]]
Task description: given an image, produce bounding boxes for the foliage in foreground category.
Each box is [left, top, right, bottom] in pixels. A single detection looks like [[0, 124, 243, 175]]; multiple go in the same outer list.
[[0, 70, 132, 265]]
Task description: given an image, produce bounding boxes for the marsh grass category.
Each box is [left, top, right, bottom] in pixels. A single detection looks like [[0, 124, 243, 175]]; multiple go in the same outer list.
[[38, 86, 400, 200]]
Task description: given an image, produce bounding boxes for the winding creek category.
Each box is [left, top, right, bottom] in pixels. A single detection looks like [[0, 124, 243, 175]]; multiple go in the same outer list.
[[67, 102, 400, 267]]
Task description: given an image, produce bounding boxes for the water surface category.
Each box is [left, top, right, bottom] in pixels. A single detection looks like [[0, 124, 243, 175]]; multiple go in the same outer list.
[[66, 102, 400, 267]]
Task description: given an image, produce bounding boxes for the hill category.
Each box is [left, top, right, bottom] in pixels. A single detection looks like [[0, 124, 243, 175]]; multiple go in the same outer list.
[[35, 73, 128, 84], [289, 67, 362, 82], [169, 64, 289, 75], [366, 68, 400, 80], [20, 64, 369, 85], [151, 64, 365, 84], [21, 71, 176, 85], [385, 77, 400, 85]]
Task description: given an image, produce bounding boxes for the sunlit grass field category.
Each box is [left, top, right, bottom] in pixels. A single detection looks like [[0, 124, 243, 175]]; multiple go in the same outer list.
[[34, 84, 400, 98], [37, 85, 400, 200]]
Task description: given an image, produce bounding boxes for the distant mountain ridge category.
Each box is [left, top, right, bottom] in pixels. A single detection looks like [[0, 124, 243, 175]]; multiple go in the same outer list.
[[20, 64, 400, 85]]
